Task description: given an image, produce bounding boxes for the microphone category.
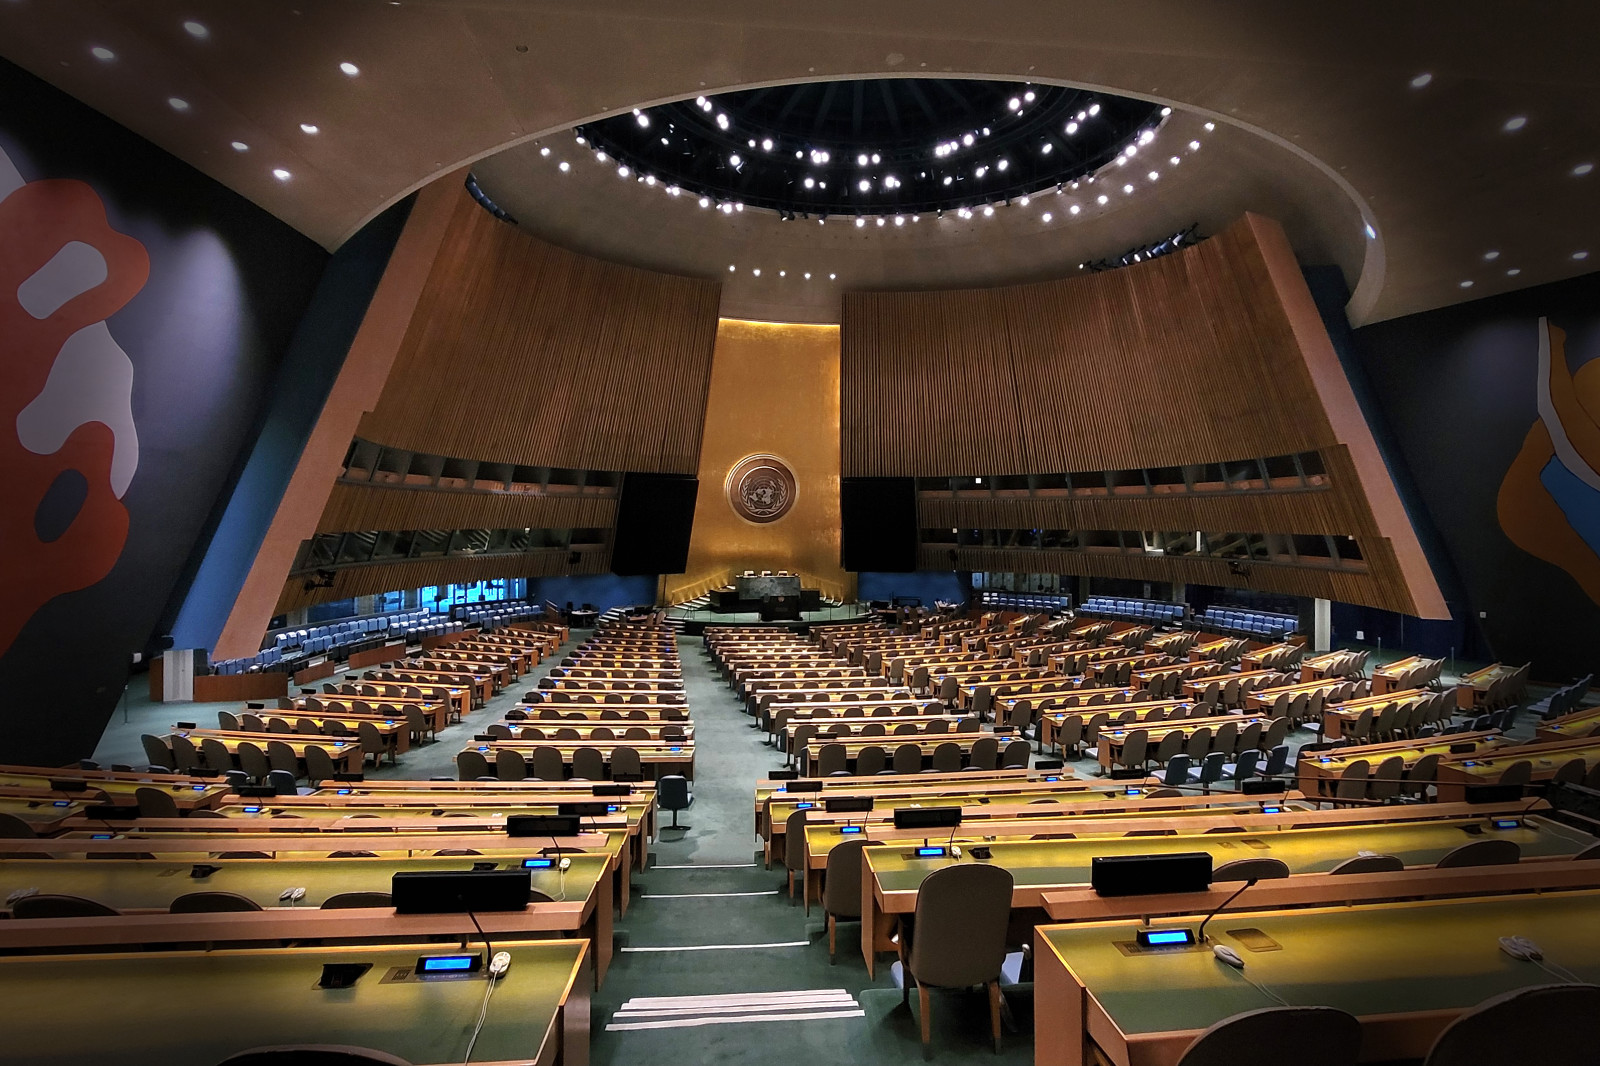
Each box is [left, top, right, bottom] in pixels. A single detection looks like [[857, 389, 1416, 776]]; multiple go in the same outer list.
[[1196, 878, 1257, 943]]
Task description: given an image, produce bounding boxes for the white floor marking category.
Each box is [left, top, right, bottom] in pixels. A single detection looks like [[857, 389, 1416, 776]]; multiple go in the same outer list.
[[607, 989, 865, 1031], [619, 940, 809, 953], [639, 889, 780, 899], [606, 1009, 865, 1031], [620, 989, 853, 1009], [649, 862, 757, 869]]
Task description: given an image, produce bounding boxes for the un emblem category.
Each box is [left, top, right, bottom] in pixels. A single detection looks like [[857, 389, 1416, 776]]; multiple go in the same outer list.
[[726, 454, 797, 524]]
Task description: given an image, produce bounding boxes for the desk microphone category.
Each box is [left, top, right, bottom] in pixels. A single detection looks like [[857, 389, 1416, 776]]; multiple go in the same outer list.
[[1196, 878, 1258, 944]]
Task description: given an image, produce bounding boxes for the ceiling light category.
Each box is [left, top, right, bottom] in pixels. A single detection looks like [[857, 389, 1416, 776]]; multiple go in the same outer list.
[[1575, 163, 1595, 176], [871, 153, 881, 164], [804, 272, 811, 279], [1065, 122, 1079, 137], [858, 179, 870, 192], [761, 138, 773, 151], [1459, 280, 1474, 288], [182, 20, 209, 39], [300, 123, 319, 134], [1203, 121, 1215, 131], [575, 135, 586, 145], [699, 197, 710, 208], [1170, 155, 1181, 165], [1088, 104, 1100, 116], [997, 159, 1009, 171], [943, 176, 953, 185], [636, 113, 650, 128], [829, 273, 836, 279], [1148, 171, 1159, 181], [231, 140, 249, 152], [616, 165, 630, 177], [962, 133, 974, 146], [747, 139, 756, 148], [804, 177, 815, 189], [1025, 91, 1036, 102], [340, 61, 360, 76], [595, 150, 607, 162], [1019, 195, 1030, 205], [734, 202, 743, 211], [168, 97, 190, 112], [558, 161, 570, 172], [91, 46, 115, 61], [753, 268, 760, 276], [696, 96, 707, 106], [1507, 268, 1522, 276], [1042, 212, 1052, 222], [982, 205, 994, 217], [857, 153, 869, 166], [1042, 143, 1053, 154], [644, 174, 655, 185], [1008, 97, 1021, 110], [539, 146, 550, 157], [716, 113, 729, 130], [876, 217, 885, 227], [272, 168, 291, 181], [729, 264, 736, 271], [1575, 250, 1590, 260], [1123, 183, 1134, 193], [1483, 250, 1500, 261], [779, 270, 786, 277], [1409, 72, 1433, 88], [1097, 194, 1108, 204], [1139, 130, 1155, 145], [894, 215, 905, 226], [1069, 204, 1080, 214], [855, 217, 865, 227], [1160, 106, 1172, 116], [729, 153, 741, 167], [1503, 116, 1527, 132], [1189, 140, 1201, 150]]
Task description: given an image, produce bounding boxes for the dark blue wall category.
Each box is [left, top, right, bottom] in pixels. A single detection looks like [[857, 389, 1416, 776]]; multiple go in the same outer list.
[[858, 571, 968, 606], [0, 58, 327, 763], [531, 574, 657, 615], [1353, 269, 1600, 680]]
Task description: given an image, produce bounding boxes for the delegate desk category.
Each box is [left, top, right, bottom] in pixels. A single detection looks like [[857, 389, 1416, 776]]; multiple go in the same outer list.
[[858, 811, 1593, 976], [1432, 736, 1600, 800], [796, 734, 992, 777], [0, 795, 89, 831], [247, 713, 414, 754], [163, 730, 366, 774], [518, 705, 690, 722], [508, 722, 693, 744], [780, 715, 973, 750], [1536, 704, 1600, 742], [1371, 653, 1432, 694], [337, 678, 470, 721], [1094, 715, 1271, 771], [0, 767, 231, 811], [1295, 731, 1504, 796], [1033, 890, 1600, 1066], [289, 695, 451, 735], [470, 738, 695, 780], [1315, 687, 1438, 741], [1244, 676, 1346, 711], [0, 940, 590, 1066], [0, 853, 613, 984], [1457, 662, 1520, 709]]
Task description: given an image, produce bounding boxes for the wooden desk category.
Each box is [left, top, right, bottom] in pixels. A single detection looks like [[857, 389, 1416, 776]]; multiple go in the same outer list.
[[470, 739, 695, 780], [1239, 641, 1301, 669], [0, 768, 231, 810], [510, 722, 693, 743], [338, 678, 470, 721], [0, 852, 613, 985], [164, 730, 364, 774], [1296, 732, 1504, 795], [1536, 704, 1600, 742], [1457, 662, 1520, 709], [1094, 715, 1270, 770], [1181, 670, 1279, 700], [1433, 737, 1600, 800], [1315, 687, 1437, 740], [1243, 676, 1346, 711], [1034, 889, 1600, 1066], [0, 940, 591, 1066], [1371, 653, 1429, 694], [781, 715, 971, 749], [291, 694, 451, 734], [796, 734, 991, 776], [1036, 701, 1214, 750], [859, 812, 1593, 977]]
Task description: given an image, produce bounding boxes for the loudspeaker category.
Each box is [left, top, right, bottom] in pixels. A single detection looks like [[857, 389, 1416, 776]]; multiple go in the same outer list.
[[612, 473, 698, 575], [840, 477, 917, 572]]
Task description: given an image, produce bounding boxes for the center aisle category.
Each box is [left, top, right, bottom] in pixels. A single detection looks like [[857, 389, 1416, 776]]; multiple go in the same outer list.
[[591, 634, 1034, 1066]]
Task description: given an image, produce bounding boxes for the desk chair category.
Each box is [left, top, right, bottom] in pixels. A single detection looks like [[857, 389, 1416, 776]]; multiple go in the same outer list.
[[899, 862, 1015, 1055], [855, 745, 887, 776], [238, 742, 272, 783], [532, 746, 565, 781], [304, 745, 339, 783], [170, 891, 263, 913], [141, 734, 177, 770], [457, 749, 490, 780], [658, 774, 691, 830], [321, 892, 392, 909], [1328, 853, 1404, 875], [1435, 839, 1521, 869], [968, 735, 999, 770], [1176, 1006, 1361, 1066], [999, 739, 1030, 769], [784, 808, 809, 904], [1212, 858, 1289, 882], [571, 747, 605, 780], [218, 1047, 412, 1066], [13, 894, 119, 919], [823, 838, 868, 962], [268, 740, 301, 780], [611, 746, 643, 778], [496, 749, 528, 781], [1423, 983, 1600, 1066], [136, 786, 182, 819], [0, 812, 38, 839]]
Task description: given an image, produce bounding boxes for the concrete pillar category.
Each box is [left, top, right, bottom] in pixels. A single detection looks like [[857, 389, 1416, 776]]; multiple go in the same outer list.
[[1313, 598, 1332, 652]]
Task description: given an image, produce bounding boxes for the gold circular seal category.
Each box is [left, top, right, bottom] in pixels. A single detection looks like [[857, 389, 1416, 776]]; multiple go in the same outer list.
[[725, 454, 797, 524]]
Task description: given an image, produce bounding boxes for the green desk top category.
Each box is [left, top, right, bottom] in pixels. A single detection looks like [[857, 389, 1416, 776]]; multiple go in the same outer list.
[[0, 853, 609, 911], [1041, 890, 1600, 1037], [0, 940, 585, 1066], [1306, 736, 1503, 771], [866, 816, 1593, 895], [1441, 744, 1600, 779]]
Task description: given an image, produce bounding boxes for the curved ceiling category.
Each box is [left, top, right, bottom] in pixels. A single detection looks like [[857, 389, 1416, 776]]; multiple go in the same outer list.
[[3, 2, 1597, 325]]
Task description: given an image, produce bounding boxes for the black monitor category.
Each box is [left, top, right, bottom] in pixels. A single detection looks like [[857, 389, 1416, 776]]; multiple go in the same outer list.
[[392, 870, 531, 914], [1090, 853, 1213, 897], [785, 780, 823, 793], [506, 814, 580, 837], [892, 806, 962, 830], [825, 796, 874, 813], [558, 802, 610, 818]]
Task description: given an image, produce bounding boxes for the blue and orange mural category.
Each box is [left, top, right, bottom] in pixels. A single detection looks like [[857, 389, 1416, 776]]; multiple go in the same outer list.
[[1498, 317, 1600, 605]]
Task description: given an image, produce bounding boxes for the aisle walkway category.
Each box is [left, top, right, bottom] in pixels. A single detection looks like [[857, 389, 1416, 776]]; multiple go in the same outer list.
[[592, 635, 1034, 1066]]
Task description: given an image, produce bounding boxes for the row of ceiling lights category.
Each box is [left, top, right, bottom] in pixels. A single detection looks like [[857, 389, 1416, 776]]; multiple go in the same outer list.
[[536, 116, 1209, 226], [1408, 70, 1594, 290], [85, 19, 359, 184]]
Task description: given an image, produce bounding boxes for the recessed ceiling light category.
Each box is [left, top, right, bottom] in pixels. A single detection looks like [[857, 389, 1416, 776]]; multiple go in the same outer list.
[[855, 218, 865, 228], [90, 46, 115, 61], [1575, 251, 1591, 260], [804, 272, 811, 279], [1042, 212, 1052, 222], [230, 140, 249, 152], [1147, 171, 1159, 181], [1409, 72, 1433, 88], [1069, 204, 1080, 214], [182, 20, 209, 39], [876, 217, 886, 226], [1459, 280, 1474, 288], [168, 97, 190, 112], [299, 123, 319, 135], [616, 165, 629, 177], [752, 268, 760, 276], [539, 146, 550, 157], [779, 270, 786, 276], [1203, 121, 1215, 131], [728, 264, 736, 272], [698, 197, 710, 208], [1123, 184, 1134, 193], [1189, 140, 1201, 151], [1483, 250, 1500, 261], [1503, 116, 1527, 132], [1170, 156, 1180, 166], [558, 161, 570, 172], [982, 205, 994, 217], [1097, 194, 1108, 204], [272, 168, 291, 181], [1575, 163, 1595, 176], [829, 273, 837, 280], [340, 61, 360, 76], [1506, 268, 1522, 276]]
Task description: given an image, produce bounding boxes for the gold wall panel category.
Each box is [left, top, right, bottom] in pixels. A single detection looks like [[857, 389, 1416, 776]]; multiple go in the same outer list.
[[672, 319, 853, 604]]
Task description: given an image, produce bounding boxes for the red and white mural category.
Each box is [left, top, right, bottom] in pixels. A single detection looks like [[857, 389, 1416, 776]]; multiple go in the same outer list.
[[0, 145, 145, 654]]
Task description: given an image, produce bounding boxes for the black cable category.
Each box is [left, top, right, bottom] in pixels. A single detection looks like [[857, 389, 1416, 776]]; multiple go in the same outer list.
[[465, 905, 493, 963], [1196, 878, 1256, 943]]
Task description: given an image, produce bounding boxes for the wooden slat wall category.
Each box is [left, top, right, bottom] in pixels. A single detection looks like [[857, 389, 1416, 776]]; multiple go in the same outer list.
[[841, 216, 1335, 477], [315, 483, 615, 534], [844, 214, 1430, 616], [273, 549, 611, 615], [357, 187, 720, 474]]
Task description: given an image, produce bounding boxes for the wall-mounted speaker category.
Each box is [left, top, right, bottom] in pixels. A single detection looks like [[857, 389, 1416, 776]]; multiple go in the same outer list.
[[841, 477, 916, 572], [612, 473, 698, 575]]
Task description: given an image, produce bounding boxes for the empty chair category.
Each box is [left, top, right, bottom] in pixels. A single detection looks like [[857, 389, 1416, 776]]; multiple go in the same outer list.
[[169, 891, 263, 913], [485, 723, 513, 740], [1328, 853, 1405, 875], [267, 740, 300, 780], [237, 741, 272, 783], [967, 735, 1000, 770], [1211, 857, 1290, 882], [1224, 748, 1261, 788], [1435, 839, 1521, 868], [1495, 759, 1533, 788], [1151, 729, 1184, 769], [658, 774, 691, 830], [265, 769, 298, 796], [1162, 753, 1192, 788], [456, 749, 491, 781], [141, 734, 176, 771], [495, 749, 528, 781], [200, 737, 235, 774], [320, 892, 393, 909], [999, 739, 1031, 769], [816, 743, 849, 777], [571, 747, 606, 780], [821, 838, 870, 963], [402, 706, 434, 746], [217, 710, 241, 731], [135, 786, 181, 819], [899, 862, 1015, 1053], [931, 741, 963, 773], [783, 808, 810, 903], [611, 746, 642, 778], [1187, 751, 1227, 793], [1184, 726, 1213, 763], [304, 745, 339, 783], [531, 746, 565, 781], [241, 713, 268, 732], [357, 722, 392, 768], [1115, 728, 1150, 773], [1367, 755, 1405, 803], [1421, 983, 1600, 1066], [1260, 743, 1291, 779], [13, 894, 119, 919], [1174, 1006, 1361, 1066], [1552, 757, 1588, 786], [855, 745, 887, 777], [170, 734, 202, 772], [893, 743, 924, 774], [0, 812, 39, 839], [1332, 759, 1370, 804], [296, 719, 322, 736]]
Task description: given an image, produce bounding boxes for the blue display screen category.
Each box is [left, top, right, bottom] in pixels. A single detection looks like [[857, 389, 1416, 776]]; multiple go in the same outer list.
[[1124, 788, 1142, 796], [795, 802, 814, 809], [242, 806, 263, 813], [1142, 929, 1193, 946], [839, 826, 864, 834], [418, 955, 476, 973], [52, 800, 70, 807], [606, 805, 622, 813], [915, 846, 947, 857], [522, 858, 554, 869], [192, 785, 207, 791], [1261, 806, 1282, 814], [1044, 776, 1061, 782], [1493, 818, 1519, 830], [336, 789, 353, 795]]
